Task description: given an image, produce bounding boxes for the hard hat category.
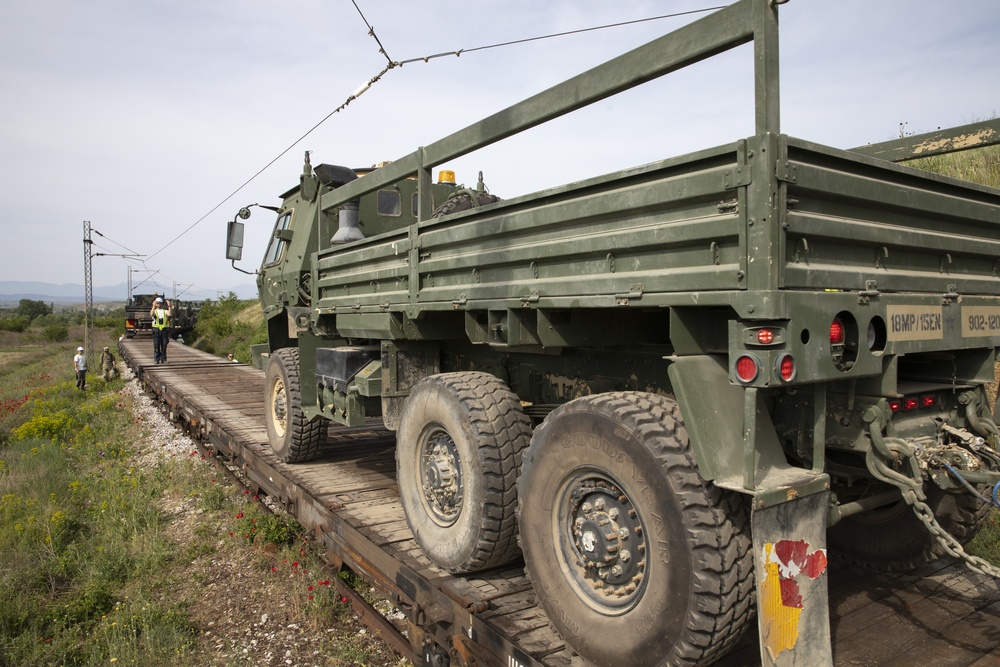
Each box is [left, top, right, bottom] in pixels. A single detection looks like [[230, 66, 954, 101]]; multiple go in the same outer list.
[[155, 297, 163, 303], [104, 346, 110, 351], [77, 346, 84, 351]]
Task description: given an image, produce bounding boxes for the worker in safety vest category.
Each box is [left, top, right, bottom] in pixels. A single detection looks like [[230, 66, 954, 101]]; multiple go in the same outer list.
[[149, 297, 172, 364]]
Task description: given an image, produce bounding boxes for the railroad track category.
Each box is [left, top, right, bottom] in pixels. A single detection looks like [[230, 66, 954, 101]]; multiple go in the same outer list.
[[119, 338, 1000, 666]]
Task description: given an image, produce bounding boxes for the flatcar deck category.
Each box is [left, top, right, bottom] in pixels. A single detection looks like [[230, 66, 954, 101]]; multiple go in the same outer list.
[[119, 338, 1000, 666]]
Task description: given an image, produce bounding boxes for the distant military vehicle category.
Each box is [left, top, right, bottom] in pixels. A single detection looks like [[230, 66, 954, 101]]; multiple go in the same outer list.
[[124, 293, 199, 339]]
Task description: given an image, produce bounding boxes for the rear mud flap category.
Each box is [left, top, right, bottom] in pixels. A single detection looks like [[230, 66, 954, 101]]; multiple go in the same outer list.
[[752, 490, 832, 667]]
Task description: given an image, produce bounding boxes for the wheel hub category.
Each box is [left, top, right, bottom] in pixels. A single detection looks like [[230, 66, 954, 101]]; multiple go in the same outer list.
[[420, 429, 463, 525], [569, 479, 646, 599], [270, 378, 287, 437]]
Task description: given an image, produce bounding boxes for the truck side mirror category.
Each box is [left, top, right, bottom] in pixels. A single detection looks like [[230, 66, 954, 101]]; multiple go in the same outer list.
[[226, 220, 245, 261]]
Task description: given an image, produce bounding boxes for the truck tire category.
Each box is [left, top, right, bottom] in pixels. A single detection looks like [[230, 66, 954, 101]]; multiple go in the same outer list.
[[430, 191, 500, 218], [264, 348, 327, 463], [396, 372, 531, 573], [517, 392, 754, 667], [828, 484, 990, 571]]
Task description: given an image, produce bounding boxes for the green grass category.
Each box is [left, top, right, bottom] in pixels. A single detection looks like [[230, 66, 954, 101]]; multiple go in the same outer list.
[[908, 143, 1000, 188], [0, 333, 194, 666], [0, 331, 401, 666]]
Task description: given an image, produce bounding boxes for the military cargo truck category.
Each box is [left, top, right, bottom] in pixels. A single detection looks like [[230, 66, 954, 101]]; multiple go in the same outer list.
[[226, 1, 1000, 664], [124, 293, 159, 337]]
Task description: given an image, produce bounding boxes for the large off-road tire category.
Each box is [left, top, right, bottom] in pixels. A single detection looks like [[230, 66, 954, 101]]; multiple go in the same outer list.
[[517, 392, 754, 667], [396, 372, 531, 573], [430, 191, 501, 218], [264, 348, 327, 463], [828, 484, 990, 571]]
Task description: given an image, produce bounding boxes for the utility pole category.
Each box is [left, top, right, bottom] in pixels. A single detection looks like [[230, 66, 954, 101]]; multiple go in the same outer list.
[[83, 221, 95, 366]]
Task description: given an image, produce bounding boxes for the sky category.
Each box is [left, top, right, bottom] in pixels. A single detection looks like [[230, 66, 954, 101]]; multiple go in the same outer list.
[[1, 0, 998, 297]]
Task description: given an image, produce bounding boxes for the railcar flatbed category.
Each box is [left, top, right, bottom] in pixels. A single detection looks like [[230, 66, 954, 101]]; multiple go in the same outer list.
[[118, 338, 1000, 666]]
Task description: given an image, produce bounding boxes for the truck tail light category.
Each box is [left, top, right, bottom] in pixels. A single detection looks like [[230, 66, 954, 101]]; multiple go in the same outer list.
[[920, 395, 936, 408], [904, 398, 918, 411], [829, 318, 845, 345], [776, 354, 795, 382], [756, 329, 774, 345], [888, 400, 902, 412], [735, 355, 759, 383]]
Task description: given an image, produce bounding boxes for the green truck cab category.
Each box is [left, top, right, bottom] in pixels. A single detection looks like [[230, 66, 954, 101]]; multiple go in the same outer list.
[[226, 1, 1000, 665]]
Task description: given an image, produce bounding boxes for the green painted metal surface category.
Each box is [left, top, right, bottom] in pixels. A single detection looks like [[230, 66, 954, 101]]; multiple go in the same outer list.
[[850, 118, 1000, 163]]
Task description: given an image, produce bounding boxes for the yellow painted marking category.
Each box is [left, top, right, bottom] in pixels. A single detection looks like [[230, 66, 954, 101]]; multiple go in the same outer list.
[[760, 542, 802, 660]]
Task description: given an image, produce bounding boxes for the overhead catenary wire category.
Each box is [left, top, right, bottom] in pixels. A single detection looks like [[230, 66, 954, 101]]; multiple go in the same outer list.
[[396, 7, 726, 66], [144, 3, 726, 264], [92, 229, 142, 257], [350, 0, 394, 65]]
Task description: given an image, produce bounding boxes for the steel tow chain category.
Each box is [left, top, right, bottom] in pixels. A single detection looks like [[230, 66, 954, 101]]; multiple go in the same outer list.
[[903, 487, 1000, 578], [865, 436, 1000, 579]]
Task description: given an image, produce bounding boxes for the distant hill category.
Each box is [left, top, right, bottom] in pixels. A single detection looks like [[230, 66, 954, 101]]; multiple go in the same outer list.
[[0, 281, 259, 306]]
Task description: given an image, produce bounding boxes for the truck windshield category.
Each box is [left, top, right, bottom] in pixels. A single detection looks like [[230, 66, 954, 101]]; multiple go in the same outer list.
[[263, 212, 292, 266]]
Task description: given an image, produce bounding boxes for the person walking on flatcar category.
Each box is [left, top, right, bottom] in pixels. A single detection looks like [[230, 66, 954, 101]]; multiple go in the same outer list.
[[150, 297, 172, 364]]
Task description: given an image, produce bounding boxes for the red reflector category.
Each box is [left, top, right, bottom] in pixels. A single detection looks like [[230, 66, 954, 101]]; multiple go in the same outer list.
[[921, 396, 936, 408], [829, 319, 845, 344], [904, 398, 918, 411], [757, 329, 774, 345], [735, 356, 758, 382], [779, 355, 795, 381], [888, 400, 902, 412]]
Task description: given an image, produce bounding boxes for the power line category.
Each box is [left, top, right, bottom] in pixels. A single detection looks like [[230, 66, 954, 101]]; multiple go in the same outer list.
[[92, 228, 141, 256], [396, 7, 726, 65], [351, 0, 393, 65], [145, 3, 726, 262]]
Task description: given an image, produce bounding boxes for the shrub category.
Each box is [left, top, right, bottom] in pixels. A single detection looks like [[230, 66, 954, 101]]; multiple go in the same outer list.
[[0, 315, 30, 332], [234, 506, 301, 545], [43, 324, 69, 342]]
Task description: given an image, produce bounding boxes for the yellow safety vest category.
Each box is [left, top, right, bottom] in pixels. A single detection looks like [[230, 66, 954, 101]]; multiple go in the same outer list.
[[153, 308, 169, 330]]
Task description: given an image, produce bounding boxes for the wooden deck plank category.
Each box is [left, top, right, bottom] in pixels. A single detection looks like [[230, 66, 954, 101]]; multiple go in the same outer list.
[[877, 598, 1000, 667], [118, 337, 1000, 667]]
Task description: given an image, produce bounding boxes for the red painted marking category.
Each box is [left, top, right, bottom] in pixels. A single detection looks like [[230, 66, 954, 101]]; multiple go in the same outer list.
[[803, 549, 828, 579], [779, 577, 803, 608], [775, 539, 808, 568], [772, 539, 828, 609]]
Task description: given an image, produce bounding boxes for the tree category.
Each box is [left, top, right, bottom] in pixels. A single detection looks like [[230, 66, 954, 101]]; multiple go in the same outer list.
[[16, 299, 52, 321]]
